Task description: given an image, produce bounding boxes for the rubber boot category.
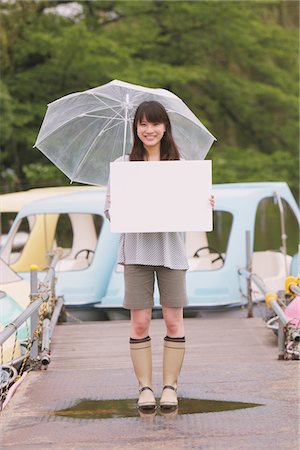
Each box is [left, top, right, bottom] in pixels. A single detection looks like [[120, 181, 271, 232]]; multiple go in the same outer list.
[[130, 336, 156, 412], [160, 336, 185, 412]]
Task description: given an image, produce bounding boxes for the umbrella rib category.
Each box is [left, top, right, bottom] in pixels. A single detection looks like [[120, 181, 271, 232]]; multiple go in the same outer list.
[[131, 90, 150, 102], [84, 114, 125, 121], [71, 114, 123, 182], [175, 123, 194, 146], [36, 102, 125, 147], [90, 93, 125, 120], [168, 109, 217, 139], [111, 121, 125, 161], [35, 111, 103, 146], [63, 116, 100, 152]]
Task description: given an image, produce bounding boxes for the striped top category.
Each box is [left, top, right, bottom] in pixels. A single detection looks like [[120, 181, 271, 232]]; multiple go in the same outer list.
[[104, 156, 189, 270]]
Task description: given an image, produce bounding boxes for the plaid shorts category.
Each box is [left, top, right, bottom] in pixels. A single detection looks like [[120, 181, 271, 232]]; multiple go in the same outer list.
[[123, 264, 188, 310]]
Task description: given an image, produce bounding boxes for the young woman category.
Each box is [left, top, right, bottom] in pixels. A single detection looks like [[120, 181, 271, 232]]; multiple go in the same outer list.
[[105, 101, 214, 413]]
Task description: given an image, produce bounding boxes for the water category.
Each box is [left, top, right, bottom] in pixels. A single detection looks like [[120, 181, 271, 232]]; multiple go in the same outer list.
[[54, 398, 263, 420]]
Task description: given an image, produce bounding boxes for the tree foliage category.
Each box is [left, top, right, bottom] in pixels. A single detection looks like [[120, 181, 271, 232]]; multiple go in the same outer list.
[[0, 0, 298, 195]]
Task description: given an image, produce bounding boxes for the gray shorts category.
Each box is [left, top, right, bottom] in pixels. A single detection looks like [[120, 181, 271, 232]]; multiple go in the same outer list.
[[123, 264, 188, 310]]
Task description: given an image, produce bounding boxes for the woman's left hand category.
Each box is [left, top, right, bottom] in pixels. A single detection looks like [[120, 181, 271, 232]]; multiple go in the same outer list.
[[209, 194, 215, 209]]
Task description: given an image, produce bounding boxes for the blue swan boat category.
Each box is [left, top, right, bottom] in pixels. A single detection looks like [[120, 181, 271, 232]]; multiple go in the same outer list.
[[1, 182, 299, 320], [0, 189, 119, 319], [96, 182, 299, 318]]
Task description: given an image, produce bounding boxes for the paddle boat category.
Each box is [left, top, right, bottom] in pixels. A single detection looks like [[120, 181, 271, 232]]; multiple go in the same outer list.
[[0, 189, 119, 320], [0, 258, 30, 367], [96, 182, 299, 318], [1, 182, 299, 320], [0, 186, 100, 250], [0, 186, 107, 324]]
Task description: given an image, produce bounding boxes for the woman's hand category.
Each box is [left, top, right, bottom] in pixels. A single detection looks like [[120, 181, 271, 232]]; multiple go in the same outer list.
[[209, 194, 215, 209]]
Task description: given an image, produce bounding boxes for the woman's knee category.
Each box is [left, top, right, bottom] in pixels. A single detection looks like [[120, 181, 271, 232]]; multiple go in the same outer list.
[[132, 320, 149, 336], [163, 307, 184, 336], [165, 320, 183, 336], [130, 309, 151, 337]]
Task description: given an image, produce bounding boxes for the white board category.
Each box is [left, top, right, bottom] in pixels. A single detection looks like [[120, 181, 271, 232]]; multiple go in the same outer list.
[[110, 160, 212, 233]]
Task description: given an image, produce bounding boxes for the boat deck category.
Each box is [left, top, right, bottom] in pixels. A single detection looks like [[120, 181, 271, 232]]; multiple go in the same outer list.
[[0, 316, 298, 449]]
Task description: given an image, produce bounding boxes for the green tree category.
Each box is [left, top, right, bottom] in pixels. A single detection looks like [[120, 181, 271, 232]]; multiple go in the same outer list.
[[0, 0, 298, 195]]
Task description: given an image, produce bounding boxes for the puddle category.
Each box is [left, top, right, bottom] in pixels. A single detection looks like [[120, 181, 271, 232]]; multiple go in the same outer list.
[[54, 398, 263, 420]]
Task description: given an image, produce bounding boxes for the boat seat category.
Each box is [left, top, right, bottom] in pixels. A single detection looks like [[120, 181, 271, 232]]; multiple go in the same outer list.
[[55, 258, 89, 272], [251, 251, 292, 297], [188, 252, 224, 271], [9, 252, 21, 264], [188, 256, 212, 271], [116, 264, 124, 272], [185, 232, 209, 258], [1, 232, 29, 250]]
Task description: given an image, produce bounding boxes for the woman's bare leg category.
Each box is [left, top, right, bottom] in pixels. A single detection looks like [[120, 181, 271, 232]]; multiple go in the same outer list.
[[130, 308, 152, 339], [162, 306, 184, 337]]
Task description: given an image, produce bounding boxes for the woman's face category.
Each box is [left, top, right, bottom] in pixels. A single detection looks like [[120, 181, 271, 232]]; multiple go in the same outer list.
[[137, 116, 166, 149]]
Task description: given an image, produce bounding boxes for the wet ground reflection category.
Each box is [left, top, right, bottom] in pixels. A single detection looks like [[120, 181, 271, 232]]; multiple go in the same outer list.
[[54, 398, 263, 420]]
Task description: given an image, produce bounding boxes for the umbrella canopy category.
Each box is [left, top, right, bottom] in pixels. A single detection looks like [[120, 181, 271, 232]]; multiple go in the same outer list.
[[34, 79, 216, 185]]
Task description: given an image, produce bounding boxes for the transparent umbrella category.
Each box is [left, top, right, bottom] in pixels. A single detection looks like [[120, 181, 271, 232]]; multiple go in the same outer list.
[[34, 79, 216, 185]]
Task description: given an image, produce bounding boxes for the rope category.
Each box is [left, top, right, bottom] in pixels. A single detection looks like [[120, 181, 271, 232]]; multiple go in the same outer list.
[[0, 293, 50, 405]]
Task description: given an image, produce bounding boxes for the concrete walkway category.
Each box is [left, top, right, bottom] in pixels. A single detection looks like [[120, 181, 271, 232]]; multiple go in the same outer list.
[[0, 317, 299, 449]]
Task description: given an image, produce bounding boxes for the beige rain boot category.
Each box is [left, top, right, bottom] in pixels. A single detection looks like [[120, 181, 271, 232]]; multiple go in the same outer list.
[[160, 336, 185, 412], [130, 336, 156, 412]]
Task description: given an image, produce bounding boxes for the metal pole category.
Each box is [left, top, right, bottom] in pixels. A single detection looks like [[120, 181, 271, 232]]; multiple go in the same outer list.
[[246, 230, 253, 318], [238, 268, 269, 295], [122, 93, 129, 159], [42, 319, 50, 352], [265, 294, 288, 360], [30, 265, 39, 359], [268, 298, 289, 326], [238, 268, 300, 359], [274, 191, 288, 277], [49, 296, 64, 338], [0, 256, 62, 371], [41, 318, 51, 366], [277, 321, 285, 360], [44, 251, 61, 283], [0, 297, 43, 345], [0, 212, 2, 244], [290, 284, 300, 297]]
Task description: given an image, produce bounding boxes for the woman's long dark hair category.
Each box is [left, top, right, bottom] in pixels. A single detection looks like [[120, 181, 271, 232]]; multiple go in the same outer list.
[[129, 101, 180, 161]]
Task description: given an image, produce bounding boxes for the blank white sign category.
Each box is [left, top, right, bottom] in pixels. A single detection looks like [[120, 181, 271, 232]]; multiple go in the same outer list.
[[110, 160, 212, 233]]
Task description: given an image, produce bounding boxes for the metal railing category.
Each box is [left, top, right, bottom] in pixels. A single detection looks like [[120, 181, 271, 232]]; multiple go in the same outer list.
[[0, 251, 64, 408], [238, 265, 300, 360]]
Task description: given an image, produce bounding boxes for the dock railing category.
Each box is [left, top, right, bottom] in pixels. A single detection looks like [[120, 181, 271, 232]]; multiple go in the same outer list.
[[238, 265, 300, 360], [0, 250, 64, 408]]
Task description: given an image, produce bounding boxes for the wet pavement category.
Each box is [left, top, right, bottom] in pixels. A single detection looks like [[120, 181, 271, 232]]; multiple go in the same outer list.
[[53, 397, 262, 420], [0, 316, 299, 449]]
